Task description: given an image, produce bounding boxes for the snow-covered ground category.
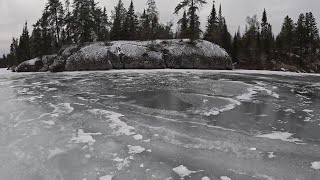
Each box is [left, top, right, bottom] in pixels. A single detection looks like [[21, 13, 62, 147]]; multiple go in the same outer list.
[[0, 69, 320, 179]]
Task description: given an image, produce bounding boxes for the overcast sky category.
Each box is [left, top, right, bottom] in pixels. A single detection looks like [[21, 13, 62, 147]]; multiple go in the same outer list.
[[1, 0, 320, 55]]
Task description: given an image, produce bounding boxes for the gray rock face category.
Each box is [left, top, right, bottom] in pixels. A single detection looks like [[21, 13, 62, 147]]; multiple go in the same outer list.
[[16, 39, 233, 72]]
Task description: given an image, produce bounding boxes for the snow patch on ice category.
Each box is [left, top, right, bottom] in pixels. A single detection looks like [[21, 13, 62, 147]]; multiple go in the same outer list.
[[202, 177, 211, 180], [172, 165, 203, 179], [268, 152, 276, 159], [99, 175, 114, 180], [256, 132, 302, 143], [311, 161, 320, 170], [220, 176, 231, 180], [88, 109, 135, 136], [127, 145, 146, 154], [48, 148, 65, 159], [70, 129, 101, 146], [133, 134, 143, 140], [50, 103, 74, 114]]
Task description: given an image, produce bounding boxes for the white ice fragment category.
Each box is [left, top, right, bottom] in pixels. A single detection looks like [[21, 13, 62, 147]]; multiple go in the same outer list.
[[303, 109, 314, 113], [172, 165, 203, 179], [220, 176, 231, 180], [128, 145, 146, 154], [48, 148, 65, 159], [256, 132, 302, 143], [42, 120, 55, 125], [133, 134, 143, 140], [140, 163, 144, 168], [50, 103, 74, 114], [113, 157, 124, 162], [284, 109, 295, 113], [311, 161, 320, 170], [250, 147, 257, 151], [85, 154, 91, 158], [99, 175, 114, 180], [268, 152, 276, 159], [70, 129, 101, 146], [202, 177, 211, 180]]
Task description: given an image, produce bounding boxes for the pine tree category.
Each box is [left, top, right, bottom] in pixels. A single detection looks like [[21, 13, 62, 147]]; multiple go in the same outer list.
[[17, 21, 32, 63], [45, 0, 64, 49], [147, 0, 159, 40], [138, 9, 150, 40], [232, 28, 242, 62], [260, 9, 273, 53], [305, 12, 320, 52], [174, 0, 207, 42], [72, 0, 96, 43], [295, 13, 308, 52], [110, 0, 126, 40], [204, 0, 218, 42], [8, 38, 19, 66], [178, 11, 189, 39], [276, 15, 295, 51], [221, 19, 232, 53]]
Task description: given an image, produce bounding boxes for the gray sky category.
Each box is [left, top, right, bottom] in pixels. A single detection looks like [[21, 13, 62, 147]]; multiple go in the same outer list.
[[1, 0, 320, 55]]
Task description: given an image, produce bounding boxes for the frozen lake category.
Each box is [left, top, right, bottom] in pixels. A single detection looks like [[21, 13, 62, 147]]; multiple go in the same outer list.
[[0, 68, 320, 180]]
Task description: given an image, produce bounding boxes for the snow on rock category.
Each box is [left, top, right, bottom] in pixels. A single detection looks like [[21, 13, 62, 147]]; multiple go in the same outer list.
[[15, 58, 42, 72], [172, 165, 203, 179], [311, 161, 320, 170], [256, 132, 302, 143]]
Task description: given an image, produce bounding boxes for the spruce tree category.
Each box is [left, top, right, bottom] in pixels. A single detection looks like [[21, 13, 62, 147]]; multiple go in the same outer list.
[[204, 0, 218, 42], [178, 11, 189, 39], [174, 0, 207, 42], [138, 9, 150, 40], [276, 15, 295, 51], [17, 22, 32, 63], [45, 0, 64, 49], [147, 0, 159, 40], [295, 13, 308, 52], [125, 1, 139, 40], [110, 0, 126, 40], [260, 9, 273, 53]]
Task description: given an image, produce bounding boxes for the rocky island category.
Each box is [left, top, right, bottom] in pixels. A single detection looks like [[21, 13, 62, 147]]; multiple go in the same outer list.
[[15, 39, 233, 73]]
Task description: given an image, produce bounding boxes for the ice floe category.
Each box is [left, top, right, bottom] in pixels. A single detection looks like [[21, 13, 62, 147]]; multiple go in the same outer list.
[[256, 132, 302, 143], [172, 165, 203, 179], [202, 177, 211, 180]]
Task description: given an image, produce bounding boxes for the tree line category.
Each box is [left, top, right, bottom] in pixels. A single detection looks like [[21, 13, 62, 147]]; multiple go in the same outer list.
[[1, 0, 319, 69]]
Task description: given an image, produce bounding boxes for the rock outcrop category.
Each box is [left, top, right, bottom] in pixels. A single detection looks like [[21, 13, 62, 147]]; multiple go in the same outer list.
[[16, 39, 233, 72]]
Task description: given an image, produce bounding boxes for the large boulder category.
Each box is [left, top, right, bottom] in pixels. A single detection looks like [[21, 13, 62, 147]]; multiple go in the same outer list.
[[16, 58, 43, 72], [16, 39, 233, 72]]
